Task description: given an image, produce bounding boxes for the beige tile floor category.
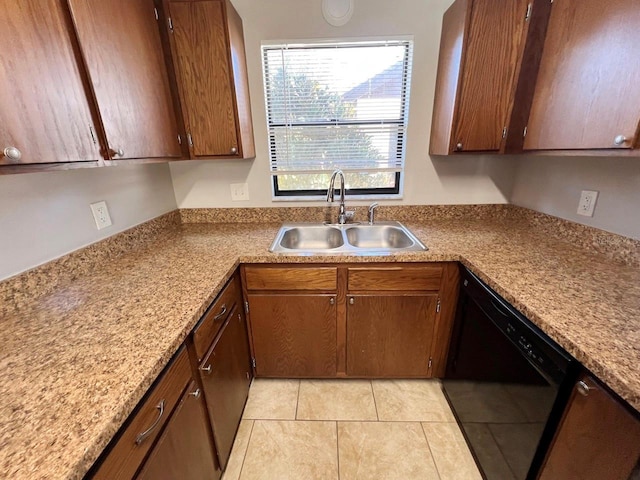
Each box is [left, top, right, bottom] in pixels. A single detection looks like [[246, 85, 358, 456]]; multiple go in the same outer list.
[[222, 379, 482, 480]]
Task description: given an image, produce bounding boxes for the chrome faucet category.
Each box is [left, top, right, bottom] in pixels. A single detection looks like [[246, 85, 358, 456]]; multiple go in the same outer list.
[[326, 169, 348, 224], [368, 202, 379, 225]]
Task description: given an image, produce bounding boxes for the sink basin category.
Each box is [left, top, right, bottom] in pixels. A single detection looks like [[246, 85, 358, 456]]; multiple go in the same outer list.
[[269, 221, 427, 254], [345, 225, 414, 249], [279, 226, 344, 250]]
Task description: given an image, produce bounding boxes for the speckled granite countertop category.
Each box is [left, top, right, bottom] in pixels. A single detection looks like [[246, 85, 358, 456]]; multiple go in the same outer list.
[[1, 212, 639, 479]]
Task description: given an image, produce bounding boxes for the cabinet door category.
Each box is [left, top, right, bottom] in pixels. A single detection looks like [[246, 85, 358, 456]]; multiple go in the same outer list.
[[452, 0, 530, 152], [538, 374, 640, 480], [346, 294, 437, 377], [199, 307, 251, 469], [67, 0, 181, 160], [136, 380, 221, 480], [168, 0, 239, 157], [0, 0, 101, 165], [248, 294, 337, 377], [525, 0, 640, 151]]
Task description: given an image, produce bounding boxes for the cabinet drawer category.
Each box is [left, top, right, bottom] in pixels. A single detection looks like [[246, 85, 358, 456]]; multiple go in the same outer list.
[[244, 266, 337, 291], [91, 348, 191, 480], [193, 276, 240, 362], [347, 265, 443, 291]]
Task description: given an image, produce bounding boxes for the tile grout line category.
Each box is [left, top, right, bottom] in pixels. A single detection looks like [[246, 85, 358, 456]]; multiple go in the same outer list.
[[294, 379, 301, 420], [486, 423, 520, 479], [335, 421, 341, 480], [236, 420, 256, 480], [420, 422, 443, 480], [370, 380, 380, 421]]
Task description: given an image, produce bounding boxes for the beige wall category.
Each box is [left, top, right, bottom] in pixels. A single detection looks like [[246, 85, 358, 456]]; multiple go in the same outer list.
[[0, 164, 177, 280], [511, 156, 640, 240], [169, 0, 515, 208]]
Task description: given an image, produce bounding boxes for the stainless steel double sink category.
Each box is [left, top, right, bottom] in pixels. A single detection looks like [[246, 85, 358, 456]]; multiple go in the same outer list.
[[269, 221, 428, 255]]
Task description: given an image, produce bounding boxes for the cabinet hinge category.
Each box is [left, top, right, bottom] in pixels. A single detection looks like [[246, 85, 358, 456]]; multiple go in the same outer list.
[[428, 357, 433, 370], [168, 17, 174, 32], [244, 300, 249, 314], [154, 7, 159, 20], [436, 298, 441, 313], [523, 126, 528, 138], [187, 133, 194, 147], [502, 127, 508, 139], [525, 3, 532, 21], [89, 125, 97, 145], [177, 134, 182, 145], [251, 358, 256, 368]]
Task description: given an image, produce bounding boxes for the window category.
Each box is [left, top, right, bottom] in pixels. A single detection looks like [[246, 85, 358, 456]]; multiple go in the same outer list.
[[262, 39, 413, 198]]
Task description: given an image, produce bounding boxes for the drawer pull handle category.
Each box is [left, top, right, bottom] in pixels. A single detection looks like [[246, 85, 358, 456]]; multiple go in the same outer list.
[[135, 400, 165, 445], [189, 388, 201, 398], [200, 364, 212, 374], [213, 304, 227, 321]]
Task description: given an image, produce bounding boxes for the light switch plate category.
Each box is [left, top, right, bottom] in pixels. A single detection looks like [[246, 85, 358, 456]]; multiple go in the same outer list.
[[577, 190, 598, 217], [230, 183, 250, 201], [90, 201, 112, 229]]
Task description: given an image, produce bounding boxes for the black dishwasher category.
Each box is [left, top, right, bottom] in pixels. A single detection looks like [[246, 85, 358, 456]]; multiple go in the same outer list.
[[442, 266, 579, 480]]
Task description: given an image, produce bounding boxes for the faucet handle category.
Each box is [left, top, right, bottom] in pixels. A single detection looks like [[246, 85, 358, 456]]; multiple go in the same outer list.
[[368, 203, 379, 224]]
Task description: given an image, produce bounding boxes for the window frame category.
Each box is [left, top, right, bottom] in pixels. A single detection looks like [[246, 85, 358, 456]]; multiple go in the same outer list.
[[261, 38, 414, 200]]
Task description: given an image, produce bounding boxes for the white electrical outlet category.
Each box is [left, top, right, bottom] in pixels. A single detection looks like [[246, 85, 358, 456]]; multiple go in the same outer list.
[[90, 201, 112, 229], [230, 183, 250, 201], [577, 190, 598, 217]]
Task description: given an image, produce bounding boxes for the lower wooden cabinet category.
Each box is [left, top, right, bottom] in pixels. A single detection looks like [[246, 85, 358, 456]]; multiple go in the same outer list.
[[198, 305, 252, 469], [136, 380, 220, 480], [90, 348, 192, 480], [346, 294, 438, 377], [242, 263, 459, 379], [538, 373, 640, 480], [247, 294, 338, 377]]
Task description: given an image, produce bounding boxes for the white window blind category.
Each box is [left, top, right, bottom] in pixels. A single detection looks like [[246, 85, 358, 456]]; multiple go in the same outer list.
[[262, 40, 413, 181]]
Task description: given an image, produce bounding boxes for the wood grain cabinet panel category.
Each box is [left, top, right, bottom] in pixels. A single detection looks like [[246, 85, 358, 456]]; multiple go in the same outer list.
[[164, 0, 255, 159], [347, 266, 443, 291], [524, 0, 640, 151], [192, 275, 240, 362], [136, 380, 221, 480], [67, 0, 182, 160], [91, 348, 191, 480], [198, 306, 252, 470], [346, 294, 438, 377], [0, 0, 101, 166], [430, 0, 549, 154], [538, 373, 640, 480], [247, 294, 338, 377], [244, 266, 338, 291]]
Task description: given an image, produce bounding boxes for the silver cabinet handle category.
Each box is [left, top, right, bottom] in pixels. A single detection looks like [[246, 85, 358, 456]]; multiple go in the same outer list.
[[230, 146, 237, 154], [213, 304, 227, 321], [189, 388, 201, 398], [111, 148, 124, 157], [199, 364, 212, 374], [576, 380, 591, 396], [187, 133, 193, 147], [135, 400, 165, 445], [613, 135, 627, 146], [3, 146, 22, 161]]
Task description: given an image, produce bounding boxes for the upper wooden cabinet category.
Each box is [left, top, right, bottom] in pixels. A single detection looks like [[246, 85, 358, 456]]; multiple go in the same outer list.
[[524, 0, 640, 152], [430, 0, 550, 154], [0, 0, 102, 167], [538, 373, 640, 480], [162, 0, 255, 159], [67, 0, 182, 161]]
